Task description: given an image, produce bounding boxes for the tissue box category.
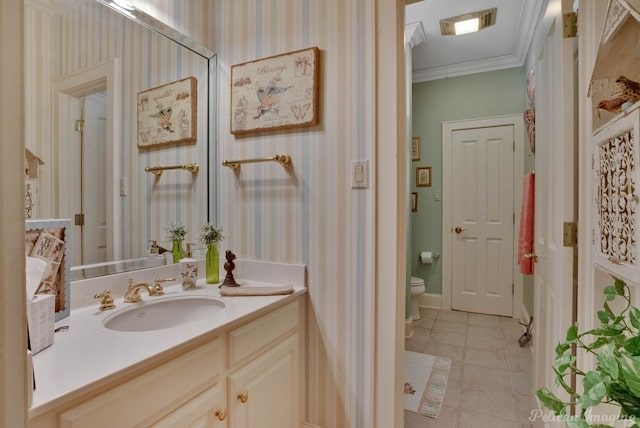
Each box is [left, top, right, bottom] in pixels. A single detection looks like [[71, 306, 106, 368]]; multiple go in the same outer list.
[[26, 294, 55, 354]]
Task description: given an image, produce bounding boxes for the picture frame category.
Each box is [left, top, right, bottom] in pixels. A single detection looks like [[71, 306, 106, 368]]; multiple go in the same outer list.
[[411, 137, 421, 161], [26, 219, 71, 321], [411, 192, 418, 212], [230, 46, 320, 135], [137, 76, 197, 148], [416, 166, 432, 187]]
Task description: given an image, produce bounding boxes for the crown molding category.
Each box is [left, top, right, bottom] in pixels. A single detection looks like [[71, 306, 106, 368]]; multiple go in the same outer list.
[[412, 54, 523, 82], [405, 21, 426, 48]]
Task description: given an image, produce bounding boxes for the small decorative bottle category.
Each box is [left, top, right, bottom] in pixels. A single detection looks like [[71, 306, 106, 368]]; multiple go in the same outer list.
[[179, 243, 198, 290], [206, 243, 219, 284], [171, 239, 185, 264]]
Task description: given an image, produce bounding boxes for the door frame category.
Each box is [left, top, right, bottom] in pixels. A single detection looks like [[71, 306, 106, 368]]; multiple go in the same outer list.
[[442, 114, 525, 317], [53, 59, 121, 263]]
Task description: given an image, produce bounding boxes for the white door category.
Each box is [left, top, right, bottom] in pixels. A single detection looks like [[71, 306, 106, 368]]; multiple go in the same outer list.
[[531, 0, 577, 415], [450, 125, 515, 316], [57, 94, 83, 267], [82, 93, 107, 265]]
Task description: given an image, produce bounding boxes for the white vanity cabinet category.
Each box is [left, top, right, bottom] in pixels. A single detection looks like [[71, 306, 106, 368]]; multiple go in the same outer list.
[[29, 297, 303, 428]]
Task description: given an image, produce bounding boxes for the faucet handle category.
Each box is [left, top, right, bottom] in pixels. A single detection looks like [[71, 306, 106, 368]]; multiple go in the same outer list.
[[94, 289, 116, 311], [151, 277, 175, 295]]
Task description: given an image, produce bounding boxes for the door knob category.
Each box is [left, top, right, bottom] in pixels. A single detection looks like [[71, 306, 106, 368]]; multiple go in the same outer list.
[[238, 392, 248, 403], [524, 251, 538, 263], [454, 226, 467, 234]]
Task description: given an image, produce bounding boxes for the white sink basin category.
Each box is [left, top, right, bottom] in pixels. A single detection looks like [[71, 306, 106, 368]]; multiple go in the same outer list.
[[103, 295, 226, 332]]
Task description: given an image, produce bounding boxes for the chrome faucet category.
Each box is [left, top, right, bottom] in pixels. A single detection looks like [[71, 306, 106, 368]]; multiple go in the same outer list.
[[123, 277, 175, 303]]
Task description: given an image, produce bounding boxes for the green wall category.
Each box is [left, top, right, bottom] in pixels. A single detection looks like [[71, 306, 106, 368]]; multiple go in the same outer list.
[[411, 67, 532, 313]]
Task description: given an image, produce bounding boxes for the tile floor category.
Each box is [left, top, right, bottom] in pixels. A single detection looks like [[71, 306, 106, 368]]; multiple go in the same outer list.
[[404, 307, 540, 428]]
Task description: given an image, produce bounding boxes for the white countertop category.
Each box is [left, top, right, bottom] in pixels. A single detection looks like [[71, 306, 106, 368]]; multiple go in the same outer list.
[[30, 268, 306, 418]]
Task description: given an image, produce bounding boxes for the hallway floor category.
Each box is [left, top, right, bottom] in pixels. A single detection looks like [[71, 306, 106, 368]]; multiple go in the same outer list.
[[404, 308, 538, 428]]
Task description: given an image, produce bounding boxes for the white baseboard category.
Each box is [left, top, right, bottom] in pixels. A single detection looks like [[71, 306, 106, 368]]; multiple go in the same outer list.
[[417, 292, 442, 309], [405, 317, 414, 339]]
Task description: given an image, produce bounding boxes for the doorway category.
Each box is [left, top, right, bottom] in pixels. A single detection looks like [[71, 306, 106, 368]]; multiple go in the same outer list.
[[53, 59, 121, 267], [442, 115, 525, 317]]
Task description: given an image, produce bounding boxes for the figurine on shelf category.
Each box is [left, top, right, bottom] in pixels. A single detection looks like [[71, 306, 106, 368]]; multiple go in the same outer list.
[[597, 75, 640, 116], [222, 250, 239, 287]]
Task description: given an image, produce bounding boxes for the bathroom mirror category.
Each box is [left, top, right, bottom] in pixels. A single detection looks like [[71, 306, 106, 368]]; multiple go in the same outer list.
[[25, 0, 216, 279]]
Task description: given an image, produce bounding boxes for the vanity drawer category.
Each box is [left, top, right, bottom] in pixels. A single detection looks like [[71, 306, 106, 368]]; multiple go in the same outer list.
[[228, 300, 299, 367], [58, 338, 224, 428]]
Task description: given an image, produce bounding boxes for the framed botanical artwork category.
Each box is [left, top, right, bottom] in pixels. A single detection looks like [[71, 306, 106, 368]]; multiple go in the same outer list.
[[411, 137, 421, 161], [137, 76, 197, 148], [230, 46, 320, 135], [416, 166, 432, 187], [26, 219, 71, 321], [411, 192, 418, 212]]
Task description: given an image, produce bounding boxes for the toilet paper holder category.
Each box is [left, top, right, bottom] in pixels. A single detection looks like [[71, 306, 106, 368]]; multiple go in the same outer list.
[[419, 252, 440, 263]]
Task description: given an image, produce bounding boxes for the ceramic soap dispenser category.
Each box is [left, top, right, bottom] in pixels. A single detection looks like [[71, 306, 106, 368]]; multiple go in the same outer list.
[[179, 243, 198, 290]]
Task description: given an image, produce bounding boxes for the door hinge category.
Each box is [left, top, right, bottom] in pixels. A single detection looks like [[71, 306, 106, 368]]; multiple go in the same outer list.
[[563, 221, 578, 247], [75, 119, 85, 132], [74, 213, 85, 226], [512, 283, 514, 296], [563, 12, 578, 38]]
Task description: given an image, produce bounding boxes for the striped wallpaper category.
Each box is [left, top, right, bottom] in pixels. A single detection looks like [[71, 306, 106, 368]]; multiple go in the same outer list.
[[27, 0, 383, 426], [214, 1, 376, 427]]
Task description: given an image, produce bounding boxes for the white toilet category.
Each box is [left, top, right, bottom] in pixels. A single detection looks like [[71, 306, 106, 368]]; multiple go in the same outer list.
[[410, 276, 426, 320]]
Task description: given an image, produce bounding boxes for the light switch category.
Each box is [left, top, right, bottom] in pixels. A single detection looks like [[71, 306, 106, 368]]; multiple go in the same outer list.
[[434, 191, 441, 201], [351, 160, 368, 189], [119, 176, 128, 196]]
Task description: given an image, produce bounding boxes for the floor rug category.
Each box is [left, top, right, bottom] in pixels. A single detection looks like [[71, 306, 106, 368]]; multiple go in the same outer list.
[[404, 351, 451, 418]]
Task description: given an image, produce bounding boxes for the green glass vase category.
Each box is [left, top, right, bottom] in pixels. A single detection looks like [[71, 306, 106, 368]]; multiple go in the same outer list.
[[206, 243, 219, 284], [171, 239, 185, 263]]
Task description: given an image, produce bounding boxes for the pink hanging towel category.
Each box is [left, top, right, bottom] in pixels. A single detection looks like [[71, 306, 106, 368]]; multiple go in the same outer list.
[[518, 172, 535, 275]]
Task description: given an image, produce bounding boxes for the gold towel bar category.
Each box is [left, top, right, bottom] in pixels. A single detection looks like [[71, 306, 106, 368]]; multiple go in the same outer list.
[[222, 154, 292, 171], [144, 163, 199, 176]]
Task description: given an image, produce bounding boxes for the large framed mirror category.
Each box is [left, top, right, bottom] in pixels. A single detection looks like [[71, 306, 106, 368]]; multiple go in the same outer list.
[[25, 0, 216, 280]]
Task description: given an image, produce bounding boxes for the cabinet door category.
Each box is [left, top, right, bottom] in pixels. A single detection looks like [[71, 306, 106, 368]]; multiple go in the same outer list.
[[228, 334, 299, 428], [152, 381, 227, 428], [592, 107, 640, 284]]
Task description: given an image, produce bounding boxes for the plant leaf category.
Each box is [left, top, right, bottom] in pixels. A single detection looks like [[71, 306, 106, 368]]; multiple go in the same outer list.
[[631, 308, 640, 330], [620, 356, 640, 397], [567, 324, 579, 342], [597, 344, 619, 380], [554, 353, 576, 376], [615, 277, 626, 296], [555, 342, 571, 357], [625, 337, 640, 356], [604, 285, 617, 301], [588, 336, 613, 350], [579, 371, 607, 408], [536, 388, 566, 414], [598, 310, 611, 324]]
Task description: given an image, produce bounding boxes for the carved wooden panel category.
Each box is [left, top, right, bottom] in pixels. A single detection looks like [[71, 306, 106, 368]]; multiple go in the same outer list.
[[593, 107, 640, 283]]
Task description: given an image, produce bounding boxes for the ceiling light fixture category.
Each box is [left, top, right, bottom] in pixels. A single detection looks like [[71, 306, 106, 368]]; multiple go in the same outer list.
[[440, 7, 497, 36]]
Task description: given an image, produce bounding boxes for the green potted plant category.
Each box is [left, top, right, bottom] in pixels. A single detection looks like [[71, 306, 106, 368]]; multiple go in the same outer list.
[[536, 277, 640, 427], [199, 223, 224, 284], [166, 221, 187, 263]]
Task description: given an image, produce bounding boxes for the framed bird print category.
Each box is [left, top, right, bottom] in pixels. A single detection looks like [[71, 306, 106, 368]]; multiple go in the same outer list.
[[137, 76, 197, 148], [230, 47, 320, 135]]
